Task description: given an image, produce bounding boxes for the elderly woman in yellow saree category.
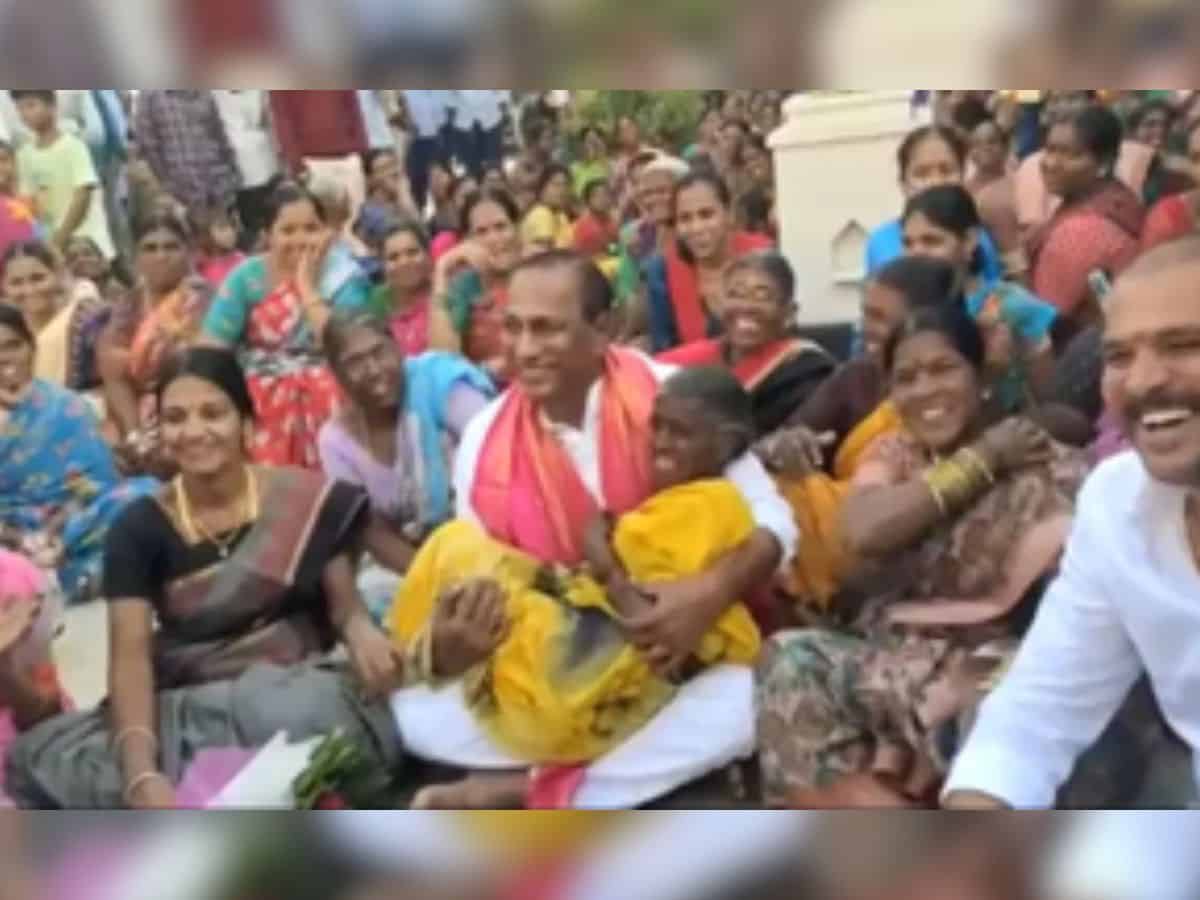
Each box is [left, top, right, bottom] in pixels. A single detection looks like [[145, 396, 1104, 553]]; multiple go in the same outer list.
[[96, 213, 211, 474], [389, 367, 763, 809]]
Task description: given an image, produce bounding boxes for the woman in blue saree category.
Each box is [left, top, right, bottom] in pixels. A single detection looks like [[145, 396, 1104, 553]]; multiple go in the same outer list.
[[0, 304, 155, 601]]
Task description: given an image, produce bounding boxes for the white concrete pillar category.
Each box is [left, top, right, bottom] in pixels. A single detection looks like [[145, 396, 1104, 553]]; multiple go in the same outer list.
[[768, 90, 924, 326]]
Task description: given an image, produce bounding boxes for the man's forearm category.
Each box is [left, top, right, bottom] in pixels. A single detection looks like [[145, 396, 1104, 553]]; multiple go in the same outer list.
[[708, 529, 781, 616]]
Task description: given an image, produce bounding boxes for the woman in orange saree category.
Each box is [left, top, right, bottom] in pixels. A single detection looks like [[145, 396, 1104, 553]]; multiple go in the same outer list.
[[97, 213, 212, 473], [760, 257, 958, 613]]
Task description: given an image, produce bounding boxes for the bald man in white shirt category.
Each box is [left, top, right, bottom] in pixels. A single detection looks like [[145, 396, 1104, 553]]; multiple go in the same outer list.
[[945, 236, 1200, 810]]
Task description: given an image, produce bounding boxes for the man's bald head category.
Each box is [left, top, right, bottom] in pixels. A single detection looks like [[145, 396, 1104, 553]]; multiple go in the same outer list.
[[1103, 235, 1200, 488], [1116, 235, 1200, 287]]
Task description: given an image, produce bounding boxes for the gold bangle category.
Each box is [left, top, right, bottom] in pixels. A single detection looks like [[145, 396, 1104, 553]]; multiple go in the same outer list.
[[123, 770, 170, 807], [401, 625, 436, 686], [946, 460, 983, 509], [922, 472, 949, 516], [924, 458, 989, 516], [112, 726, 158, 756], [956, 448, 996, 485]]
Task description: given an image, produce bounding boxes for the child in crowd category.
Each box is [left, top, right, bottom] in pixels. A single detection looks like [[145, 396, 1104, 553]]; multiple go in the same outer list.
[[393, 367, 763, 806], [11, 90, 115, 262], [64, 235, 127, 304], [191, 206, 246, 289]]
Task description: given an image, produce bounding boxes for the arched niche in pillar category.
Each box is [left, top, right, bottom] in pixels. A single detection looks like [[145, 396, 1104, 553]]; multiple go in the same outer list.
[[830, 219, 868, 285]]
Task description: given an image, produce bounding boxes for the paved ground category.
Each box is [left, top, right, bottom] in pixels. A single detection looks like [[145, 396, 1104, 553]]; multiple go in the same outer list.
[[55, 601, 109, 710], [52, 603, 1193, 810]]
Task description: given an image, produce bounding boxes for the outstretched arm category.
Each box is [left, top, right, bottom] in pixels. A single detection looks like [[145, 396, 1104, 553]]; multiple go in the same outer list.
[[943, 513, 1142, 809]]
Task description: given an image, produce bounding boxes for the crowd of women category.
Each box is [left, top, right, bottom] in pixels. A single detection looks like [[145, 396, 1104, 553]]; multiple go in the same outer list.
[[0, 88, 1192, 809]]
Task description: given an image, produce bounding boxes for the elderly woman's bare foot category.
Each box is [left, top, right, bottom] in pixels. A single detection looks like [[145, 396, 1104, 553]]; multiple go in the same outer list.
[[411, 772, 529, 809]]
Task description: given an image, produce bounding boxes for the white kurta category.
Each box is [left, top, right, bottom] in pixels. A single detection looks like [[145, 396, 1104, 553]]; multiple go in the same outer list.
[[393, 352, 798, 808]]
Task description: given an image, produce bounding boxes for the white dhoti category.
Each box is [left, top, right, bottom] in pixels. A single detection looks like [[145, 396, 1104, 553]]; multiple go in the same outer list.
[[390, 664, 756, 809]]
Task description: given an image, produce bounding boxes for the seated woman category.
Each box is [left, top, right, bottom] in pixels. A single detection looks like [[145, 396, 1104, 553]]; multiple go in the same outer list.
[[865, 125, 1006, 280], [1028, 105, 1144, 346], [755, 302, 1087, 808], [0, 241, 106, 396], [759, 257, 960, 611], [96, 213, 212, 474], [780, 256, 960, 476], [366, 221, 460, 357], [1126, 98, 1194, 209], [4, 348, 403, 809], [390, 366, 764, 809], [966, 117, 1025, 281], [520, 164, 575, 253], [572, 179, 620, 280], [1142, 118, 1200, 252], [0, 549, 66, 807], [435, 189, 524, 376], [426, 173, 480, 263], [658, 251, 835, 435], [902, 184, 1058, 413], [201, 182, 372, 469], [642, 171, 773, 353], [319, 313, 494, 614], [0, 304, 156, 602], [614, 152, 686, 313]]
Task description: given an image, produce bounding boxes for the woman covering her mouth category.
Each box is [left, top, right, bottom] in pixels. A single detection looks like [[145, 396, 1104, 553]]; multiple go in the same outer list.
[[199, 182, 373, 469]]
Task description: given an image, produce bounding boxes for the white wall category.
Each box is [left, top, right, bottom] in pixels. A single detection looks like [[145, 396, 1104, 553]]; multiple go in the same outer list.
[[769, 91, 926, 326]]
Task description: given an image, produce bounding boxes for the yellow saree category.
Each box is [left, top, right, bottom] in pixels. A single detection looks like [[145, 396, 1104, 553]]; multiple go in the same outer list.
[[779, 400, 904, 611], [391, 479, 761, 763]]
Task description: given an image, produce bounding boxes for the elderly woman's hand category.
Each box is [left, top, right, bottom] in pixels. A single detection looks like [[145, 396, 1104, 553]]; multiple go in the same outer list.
[[431, 578, 508, 679], [755, 426, 835, 478], [975, 417, 1053, 475]]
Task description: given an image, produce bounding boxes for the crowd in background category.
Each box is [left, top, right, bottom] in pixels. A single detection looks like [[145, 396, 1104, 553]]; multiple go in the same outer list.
[[0, 88, 1198, 822]]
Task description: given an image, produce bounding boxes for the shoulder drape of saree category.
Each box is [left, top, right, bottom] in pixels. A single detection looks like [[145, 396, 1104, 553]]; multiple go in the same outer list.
[[33, 301, 78, 387], [778, 398, 904, 612], [741, 341, 836, 436], [832, 401, 904, 483]]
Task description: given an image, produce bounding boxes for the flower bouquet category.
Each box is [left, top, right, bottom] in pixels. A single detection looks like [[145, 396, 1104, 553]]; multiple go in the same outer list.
[[291, 730, 396, 810]]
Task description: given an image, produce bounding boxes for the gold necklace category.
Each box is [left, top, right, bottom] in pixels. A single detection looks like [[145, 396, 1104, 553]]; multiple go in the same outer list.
[[174, 466, 260, 558]]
